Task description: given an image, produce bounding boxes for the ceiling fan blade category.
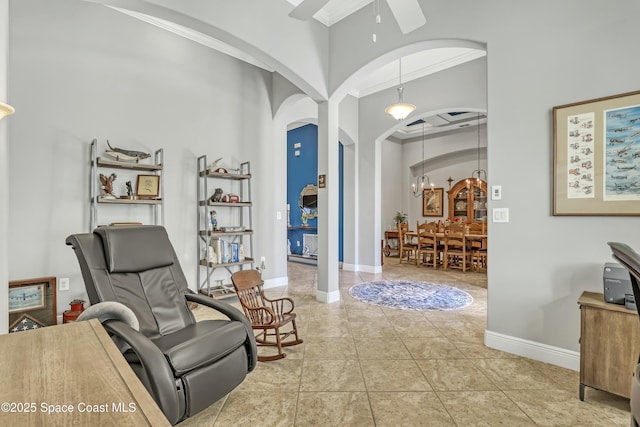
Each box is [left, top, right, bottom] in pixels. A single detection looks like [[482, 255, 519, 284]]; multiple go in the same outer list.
[[386, 0, 426, 34], [288, 0, 331, 20]]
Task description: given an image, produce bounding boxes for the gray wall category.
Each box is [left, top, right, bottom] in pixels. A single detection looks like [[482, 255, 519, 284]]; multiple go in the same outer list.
[[7, 0, 276, 316]]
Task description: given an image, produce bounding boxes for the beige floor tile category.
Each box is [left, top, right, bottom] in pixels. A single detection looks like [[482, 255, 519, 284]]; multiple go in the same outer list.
[[368, 391, 456, 426], [348, 318, 399, 337], [437, 390, 536, 426], [213, 391, 297, 427], [295, 392, 374, 426], [303, 336, 357, 359], [299, 359, 366, 391], [360, 359, 433, 391], [353, 335, 412, 359], [505, 389, 621, 426], [474, 358, 561, 390], [402, 335, 467, 359], [306, 317, 352, 337], [234, 359, 302, 392], [417, 358, 498, 391]]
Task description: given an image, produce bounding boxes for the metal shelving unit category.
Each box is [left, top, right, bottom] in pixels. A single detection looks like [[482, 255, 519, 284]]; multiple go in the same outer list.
[[89, 139, 164, 231], [196, 155, 254, 298]]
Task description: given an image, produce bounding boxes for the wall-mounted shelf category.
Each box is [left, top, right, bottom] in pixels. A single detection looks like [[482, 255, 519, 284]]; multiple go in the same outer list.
[[89, 139, 164, 231]]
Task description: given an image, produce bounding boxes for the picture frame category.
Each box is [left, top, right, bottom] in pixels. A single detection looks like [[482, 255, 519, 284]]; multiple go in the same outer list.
[[553, 90, 640, 215], [136, 174, 160, 198], [8, 277, 57, 329], [423, 187, 444, 217]]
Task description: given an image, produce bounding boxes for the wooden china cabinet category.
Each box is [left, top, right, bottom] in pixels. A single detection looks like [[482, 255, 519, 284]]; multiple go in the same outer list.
[[447, 178, 488, 223]]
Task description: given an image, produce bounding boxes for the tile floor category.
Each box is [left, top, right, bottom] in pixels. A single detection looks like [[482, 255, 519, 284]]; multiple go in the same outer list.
[[183, 257, 631, 426]]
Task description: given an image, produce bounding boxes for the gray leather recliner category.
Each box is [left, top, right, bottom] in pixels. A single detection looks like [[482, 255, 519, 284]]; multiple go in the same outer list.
[[66, 225, 257, 425]]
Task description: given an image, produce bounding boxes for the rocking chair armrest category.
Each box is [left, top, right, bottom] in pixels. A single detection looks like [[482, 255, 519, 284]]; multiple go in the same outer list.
[[262, 294, 296, 315]]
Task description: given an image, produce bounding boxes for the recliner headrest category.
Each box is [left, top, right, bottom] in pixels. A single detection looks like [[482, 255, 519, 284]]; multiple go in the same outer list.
[[95, 225, 174, 273]]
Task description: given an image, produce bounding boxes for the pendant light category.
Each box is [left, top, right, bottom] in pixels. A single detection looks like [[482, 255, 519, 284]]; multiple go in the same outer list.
[[0, 102, 14, 120], [412, 123, 434, 197], [385, 58, 415, 121], [470, 112, 486, 185]]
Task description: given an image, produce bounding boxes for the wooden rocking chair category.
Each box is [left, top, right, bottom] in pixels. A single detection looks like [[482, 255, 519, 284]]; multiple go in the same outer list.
[[231, 270, 303, 361]]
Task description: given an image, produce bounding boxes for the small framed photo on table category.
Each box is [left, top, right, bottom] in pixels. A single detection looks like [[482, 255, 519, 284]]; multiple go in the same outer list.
[[136, 174, 160, 198]]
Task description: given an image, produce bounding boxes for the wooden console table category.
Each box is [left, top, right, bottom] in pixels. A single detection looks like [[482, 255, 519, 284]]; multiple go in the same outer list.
[[0, 319, 169, 426], [578, 291, 640, 400]]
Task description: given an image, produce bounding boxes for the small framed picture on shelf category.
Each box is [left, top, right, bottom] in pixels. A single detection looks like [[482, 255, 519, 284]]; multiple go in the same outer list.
[[136, 174, 160, 198]]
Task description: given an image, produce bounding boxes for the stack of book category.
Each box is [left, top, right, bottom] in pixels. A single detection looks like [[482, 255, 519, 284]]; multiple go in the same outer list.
[[209, 238, 245, 264]]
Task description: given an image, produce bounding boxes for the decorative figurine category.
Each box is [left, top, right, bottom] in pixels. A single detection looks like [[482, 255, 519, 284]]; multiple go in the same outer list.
[[99, 173, 117, 199], [209, 210, 218, 231], [126, 181, 133, 197], [104, 140, 151, 163], [210, 188, 224, 203]]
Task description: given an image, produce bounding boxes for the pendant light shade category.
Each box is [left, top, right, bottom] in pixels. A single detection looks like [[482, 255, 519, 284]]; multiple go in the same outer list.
[[386, 59, 415, 121], [0, 102, 14, 120]]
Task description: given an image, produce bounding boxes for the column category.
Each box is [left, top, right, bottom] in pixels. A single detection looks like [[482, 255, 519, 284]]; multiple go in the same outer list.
[[316, 100, 340, 303]]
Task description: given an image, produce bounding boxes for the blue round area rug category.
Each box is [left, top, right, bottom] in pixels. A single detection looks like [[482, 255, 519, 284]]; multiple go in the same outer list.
[[349, 280, 473, 311]]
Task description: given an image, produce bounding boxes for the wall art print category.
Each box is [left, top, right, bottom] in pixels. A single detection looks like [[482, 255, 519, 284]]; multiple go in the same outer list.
[[553, 90, 640, 215]]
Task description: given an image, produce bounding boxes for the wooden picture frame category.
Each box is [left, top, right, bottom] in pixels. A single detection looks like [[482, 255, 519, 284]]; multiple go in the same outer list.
[[8, 277, 57, 328], [136, 174, 160, 198], [553, 90, 640, 215], [423, 187, 444, 217]]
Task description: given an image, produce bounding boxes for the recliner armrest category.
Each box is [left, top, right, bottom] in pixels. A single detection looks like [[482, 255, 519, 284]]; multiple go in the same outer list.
[[101, 319, 181, 425], [184, 292, 258, 371]]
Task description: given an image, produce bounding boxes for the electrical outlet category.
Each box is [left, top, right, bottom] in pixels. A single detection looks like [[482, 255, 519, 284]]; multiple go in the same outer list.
[[297, 241, 300, 247], [276, 211, 281, 220], [260, 256, 266, 264], [59, 277, 70, 291]]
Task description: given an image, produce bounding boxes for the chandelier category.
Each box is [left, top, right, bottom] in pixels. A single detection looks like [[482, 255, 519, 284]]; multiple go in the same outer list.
[[470, 112, 486, 185], [412, 123, 433, 197]]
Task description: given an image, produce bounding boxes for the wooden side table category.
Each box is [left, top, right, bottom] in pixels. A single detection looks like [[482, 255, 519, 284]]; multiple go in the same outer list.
[[578, 291, 640, 400]]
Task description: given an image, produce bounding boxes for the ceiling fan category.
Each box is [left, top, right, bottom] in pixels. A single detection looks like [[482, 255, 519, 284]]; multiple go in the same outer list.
[[289, 0, 426, 35]]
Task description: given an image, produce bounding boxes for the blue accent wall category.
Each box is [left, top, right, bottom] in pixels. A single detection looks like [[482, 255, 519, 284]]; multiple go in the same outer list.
[[287, 124, 344, 261]]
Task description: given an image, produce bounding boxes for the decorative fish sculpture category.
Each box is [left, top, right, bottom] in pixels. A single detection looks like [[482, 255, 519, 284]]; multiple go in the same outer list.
[[104, 140, 151, 162]]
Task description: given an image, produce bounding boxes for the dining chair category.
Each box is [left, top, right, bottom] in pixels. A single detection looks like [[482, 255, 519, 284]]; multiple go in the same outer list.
[[416, 221, 441, 268], [398, 222, 417, 264], [467, 222, 487, 271], [443, 222, 471, 272]]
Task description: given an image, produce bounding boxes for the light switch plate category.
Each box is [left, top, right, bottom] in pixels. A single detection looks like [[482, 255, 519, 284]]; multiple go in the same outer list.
[[492, 207, 509, 223], [59, 277, 70, 291], [491, 185, 502, 200]]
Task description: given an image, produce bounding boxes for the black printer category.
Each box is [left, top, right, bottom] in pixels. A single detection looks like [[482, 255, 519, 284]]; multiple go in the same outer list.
[[603, 262, 633, 307]]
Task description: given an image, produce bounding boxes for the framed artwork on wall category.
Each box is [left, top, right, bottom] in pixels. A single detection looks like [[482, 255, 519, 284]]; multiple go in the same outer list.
[[423, 187, 444, 217], [553, 90, 640, 215], [8, 277, 57, 331]]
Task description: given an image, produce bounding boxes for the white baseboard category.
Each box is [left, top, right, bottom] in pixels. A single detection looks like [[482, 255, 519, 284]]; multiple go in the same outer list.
[[485, 330, 580, 371], [316, 289, 341, 303], [262, 275, 288, 290], [342, 263, 382, 274]]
